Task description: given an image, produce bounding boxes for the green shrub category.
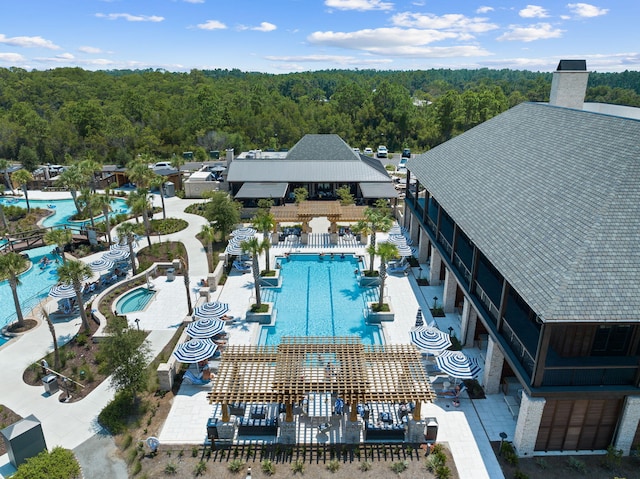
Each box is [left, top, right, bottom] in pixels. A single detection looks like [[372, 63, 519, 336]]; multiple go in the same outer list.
[[602, 444, 623, 469], [261, 459, 276, 475], [228, 459, 244, 473], [12, 447, 80, 479], [131, 460, 142, 476], [98, 390, 136, 434], [390, 460, 408, 473], [291, 459, 305, 474], [534, 457, 548, 469], [126, 448, 138, 465], [121, 434, 133, 450], [191, 446, 199, 457], [425, 453, 445, 472], [327, 459, 340, 472], [164, 462, 177, 474], [513, 470, 529, 479], [435, 465, 452, 479], [193, 460, 207, 476], [359, 461, 372, 471], [567, 456, 587, 474]]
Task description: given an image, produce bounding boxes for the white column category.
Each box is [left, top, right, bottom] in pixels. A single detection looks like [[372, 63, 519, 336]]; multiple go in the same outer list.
[[614, 396, 640, 455], [513, 391, 545, 457], [460, 298, 478, 348], [482, 336, 504, 394], [418, 229, 430, 264], [442, 268, 457, 313], [410, 214, 419, 245], [429, 246, 442, 286]]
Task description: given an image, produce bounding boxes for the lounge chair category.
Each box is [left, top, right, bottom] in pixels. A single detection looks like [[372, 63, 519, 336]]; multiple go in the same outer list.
[[388, 262, 410, 275], [183, 370, 210, 385], [232, 260, 251, 273]]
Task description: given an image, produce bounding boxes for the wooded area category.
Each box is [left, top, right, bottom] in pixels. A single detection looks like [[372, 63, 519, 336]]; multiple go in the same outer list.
[[1, 66, 639, 168]]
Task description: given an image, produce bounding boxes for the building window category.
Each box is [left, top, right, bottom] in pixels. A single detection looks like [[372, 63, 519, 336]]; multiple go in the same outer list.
[[592, 325, 632, 356]]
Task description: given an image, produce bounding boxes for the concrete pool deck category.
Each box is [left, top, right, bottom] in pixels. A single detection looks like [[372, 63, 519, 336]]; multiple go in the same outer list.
[[0, 191, 511, 478]]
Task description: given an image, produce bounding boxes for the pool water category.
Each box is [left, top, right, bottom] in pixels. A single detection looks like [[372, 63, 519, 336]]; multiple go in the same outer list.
[[259, 254, 382, 345], [116, 288, 156, 314], [0, 197, 129, 228], [0, 245, 62, 345]]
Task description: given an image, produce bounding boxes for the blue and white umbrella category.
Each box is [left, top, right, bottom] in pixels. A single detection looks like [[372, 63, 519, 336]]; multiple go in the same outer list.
[[415, 308, 424, 327], [88, 257, 114, 273], [173, 339, 218, 363], [48, 282, 77, 299], [395, 244, 416, 258], [436, 350, 481, 380], [225, 241, 247, 256], [194, 301, 229, 320], [388, 223, 402, 235], [387, 234, 408, 246], [231, 227, 256, 237], [103, 248, 130, 262], [410, 326, 452, 355], [186, 318, 225, 339], [229, 235, 253, 244]]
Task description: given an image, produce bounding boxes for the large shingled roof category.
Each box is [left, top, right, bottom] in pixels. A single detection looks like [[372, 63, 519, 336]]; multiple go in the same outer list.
[[407, 102, 640, 322]]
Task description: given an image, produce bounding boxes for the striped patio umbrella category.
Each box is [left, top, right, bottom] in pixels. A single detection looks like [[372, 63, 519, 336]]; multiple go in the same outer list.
[[111, 242, 131, 251], [388, 223, 402, 235], [186, 318, 225, 339], [194, 301, 230, 320], [173, 339, 218, 363], [415, 308, 424, 327], [88, 257, 114, 273], [103, 248, 130, 262], [387, 234, 408, 246], [410, 326, 452, 355], [48, 282, 77, 299], [231, 227, 256, 237], [228, 235, 253, 244], [436, 350, 482, 380], [224, 241, 247, 256], [395, 244, 417, 258]]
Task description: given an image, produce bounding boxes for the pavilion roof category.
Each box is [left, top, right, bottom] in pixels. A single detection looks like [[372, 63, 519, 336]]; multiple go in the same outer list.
[[271, 201, 367, 223]]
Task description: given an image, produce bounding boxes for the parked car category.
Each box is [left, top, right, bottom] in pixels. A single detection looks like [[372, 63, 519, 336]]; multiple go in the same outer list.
[[364, 147, 374, 156], [353, 148, 360, 153], [397, 158, 408, 171], [153, 161, 172, 170], [402, 148, 411, 158], [376, 145, 388, 158]]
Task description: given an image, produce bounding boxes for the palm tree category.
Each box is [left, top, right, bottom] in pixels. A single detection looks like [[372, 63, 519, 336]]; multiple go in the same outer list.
[[127, 159, 156, 247], [0, 252, 28, 328], [116, 221, 138, 275], [78, 158, 102, 193], [353, 206, 393, 274], [252, 210, 276, 271], [240, 237, 269, 308], [200, 224, 216, 272], [179, 256, 193, 316], [78, 187, 98, 230], [94, 185, 115, 245], [374, 242, 399, 308], [43, 228, 73, 263], [41, 306, 60, 369], [0, 158, 14, 194], [56, 259, 93, 333], [11, 169, 33, 213], [127, 190, 152, 247], [56, 165, 85, 213], [150, 174, 167, 220]]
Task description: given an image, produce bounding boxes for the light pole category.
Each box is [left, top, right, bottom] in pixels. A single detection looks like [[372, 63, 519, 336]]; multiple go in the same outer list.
[[499, 432, 508, 455], [432, 296, 438, 309], [134, 318, 140, 331], [418, 266, 423, 280]]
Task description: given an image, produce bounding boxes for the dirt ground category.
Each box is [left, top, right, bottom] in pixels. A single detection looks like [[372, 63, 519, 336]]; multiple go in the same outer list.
[[492, 442, 640, 479], [0, 405, 23, 456]]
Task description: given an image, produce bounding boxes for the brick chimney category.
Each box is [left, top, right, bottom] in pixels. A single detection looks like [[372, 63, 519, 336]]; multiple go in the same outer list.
[[549, 60, 589, 109]]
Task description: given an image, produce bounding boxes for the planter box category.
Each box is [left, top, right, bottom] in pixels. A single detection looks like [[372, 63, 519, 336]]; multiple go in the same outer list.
[[245, 302, 275, 324], [359, 275, 380, 287], [367, 302, 395, 322], [260, 269, 280, 287]]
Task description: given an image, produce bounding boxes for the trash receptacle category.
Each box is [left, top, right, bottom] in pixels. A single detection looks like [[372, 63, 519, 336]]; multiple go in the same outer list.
[[163, 181, 175, 198], [424, 417, 438, 443], [209, 150, 220, 160], [42, 374, 59, 395], [166, 267, 175, 281]]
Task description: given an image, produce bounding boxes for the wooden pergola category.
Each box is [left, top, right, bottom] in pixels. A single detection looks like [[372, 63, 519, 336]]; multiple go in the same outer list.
[[207, 337, 435, 423], [270, 201, 367, 233]]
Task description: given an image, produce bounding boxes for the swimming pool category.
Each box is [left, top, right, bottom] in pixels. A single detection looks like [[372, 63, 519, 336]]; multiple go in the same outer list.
[[116, 287, 156, 314], [259, 254, 382, 345], [0, 197, 129, 228], [0, 245, 62, 345]]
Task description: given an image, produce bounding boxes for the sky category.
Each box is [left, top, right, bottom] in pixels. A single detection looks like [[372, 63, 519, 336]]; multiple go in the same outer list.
[[0, 1, 638, 73]]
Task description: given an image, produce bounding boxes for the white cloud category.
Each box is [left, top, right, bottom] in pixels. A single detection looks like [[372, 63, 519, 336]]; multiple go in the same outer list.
[[265, 54, 392, 65], [196, 20, 227, 30], [95, 13, 164, 22], [567, 3, 608, 17], [308, 28, 490, 58], [0, 52, 26, 62], [325, 0, 393, 12], [0, 34, 60, 49], [78, 46, 103, 54], [519, 5, 549, 18], [476, 6, 494, 14], [184, 0, 205, 3], [239, 22, 277, 32], [391, 12, 498, 33], [497, 23, 564, 42]]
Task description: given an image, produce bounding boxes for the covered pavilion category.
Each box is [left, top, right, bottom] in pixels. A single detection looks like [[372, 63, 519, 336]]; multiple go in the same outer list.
[[207, 336, 435, 424], [270, 201, 367, 235]]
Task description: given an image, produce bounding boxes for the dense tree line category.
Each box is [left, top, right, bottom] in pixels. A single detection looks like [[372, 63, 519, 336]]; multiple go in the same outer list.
[[1, 66, 639, 169]]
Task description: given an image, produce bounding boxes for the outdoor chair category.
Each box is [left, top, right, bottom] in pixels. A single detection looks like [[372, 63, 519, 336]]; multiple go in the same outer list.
[[232, 260, 251, 273], [183, 370, 210, 385], [388, 262, 410, 275]]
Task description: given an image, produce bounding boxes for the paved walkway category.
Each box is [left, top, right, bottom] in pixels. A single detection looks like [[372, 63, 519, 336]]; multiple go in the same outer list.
[[0, 191, 512, 478]]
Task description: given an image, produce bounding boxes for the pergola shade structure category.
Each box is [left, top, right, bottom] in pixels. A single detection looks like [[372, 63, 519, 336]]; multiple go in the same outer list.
[[270, 201, 368, 233], [207, 337, 435, 422]]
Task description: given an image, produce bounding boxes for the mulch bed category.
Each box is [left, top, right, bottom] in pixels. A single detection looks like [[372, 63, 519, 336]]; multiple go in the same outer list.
[[0, 405, 23, 455], [6, 318, 38, 334]]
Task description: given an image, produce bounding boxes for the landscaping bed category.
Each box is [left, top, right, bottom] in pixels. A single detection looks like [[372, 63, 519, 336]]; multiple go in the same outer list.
[[0, 405, 23, 455]]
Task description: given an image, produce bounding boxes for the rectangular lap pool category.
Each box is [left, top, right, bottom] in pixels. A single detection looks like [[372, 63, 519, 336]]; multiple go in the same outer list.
[[259, 254, 382, 345]]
